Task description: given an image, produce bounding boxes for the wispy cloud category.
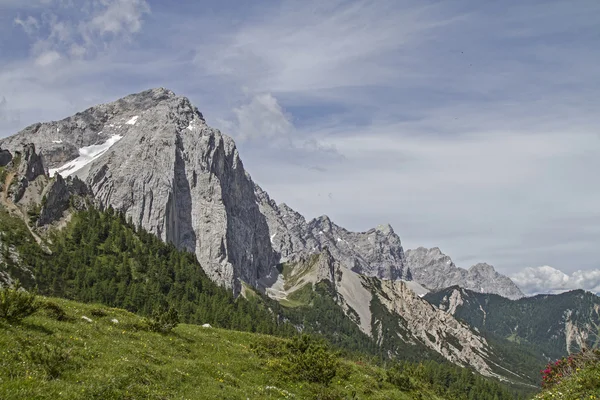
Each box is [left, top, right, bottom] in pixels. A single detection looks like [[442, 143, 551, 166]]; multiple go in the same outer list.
[[12, 0, 150, 62], [230, 93, 293, 141], [512, 266, 600, 296]]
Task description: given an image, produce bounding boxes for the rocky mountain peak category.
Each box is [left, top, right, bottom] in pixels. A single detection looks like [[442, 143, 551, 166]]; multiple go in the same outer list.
[[405, 247, 524, 300], [375, 223, 394, 235], [17, 143, 46, 182], [469, 263, 496, 274], [11, 143, 47, 203], [0, 89, 273, 295]]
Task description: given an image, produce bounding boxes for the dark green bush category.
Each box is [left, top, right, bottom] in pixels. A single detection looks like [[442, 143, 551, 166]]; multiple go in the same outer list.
[[90, 308, 108, 317], [42, 301, 71, 321], [0, 281, 39, 322], [285, 335, 339, 385], [144, 306, 179, 333], [386, 364, 413, 391]]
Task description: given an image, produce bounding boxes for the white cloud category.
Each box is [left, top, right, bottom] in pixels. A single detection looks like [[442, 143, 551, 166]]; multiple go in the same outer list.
[[14, 15, 39, 35], [12, 0, 150, 63], [88, 0, 150, 36], [233, 93, 292, 140], [34, 50, 61, 66], [512, 266, 600, 295]]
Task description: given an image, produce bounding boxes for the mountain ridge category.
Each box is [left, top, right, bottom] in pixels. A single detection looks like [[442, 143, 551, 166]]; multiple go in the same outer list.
[[406, 246, 524, 300]]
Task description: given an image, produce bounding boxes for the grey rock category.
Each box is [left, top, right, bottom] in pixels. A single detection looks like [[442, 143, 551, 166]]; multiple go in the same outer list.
[[12, 144, 46, 203], [0, 148, 11, 167], [256, 186, 408, 281], [405, 247, 524, 300], [0, 88, 180, 169], [37, 174, 91, 226]]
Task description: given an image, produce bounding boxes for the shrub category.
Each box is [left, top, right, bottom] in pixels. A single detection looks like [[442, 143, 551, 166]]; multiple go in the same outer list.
[[0, 281, 39, 322], [250, 336, 288, 358], [386, 364, 414, 391], [540, 348, 600, 389], [42, 301, 70, 321], [90, 308, 108, 317], [144, 306, 179, 333], [284, 334, 339, 385], [27, 204, 41, 224]]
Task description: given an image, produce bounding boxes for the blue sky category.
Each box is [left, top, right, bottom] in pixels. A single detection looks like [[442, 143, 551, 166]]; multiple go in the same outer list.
[[1, 0, 599, 294]]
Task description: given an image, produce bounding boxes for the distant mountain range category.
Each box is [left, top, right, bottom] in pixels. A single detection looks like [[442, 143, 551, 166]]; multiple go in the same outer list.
[[425, 286, 600, 360]]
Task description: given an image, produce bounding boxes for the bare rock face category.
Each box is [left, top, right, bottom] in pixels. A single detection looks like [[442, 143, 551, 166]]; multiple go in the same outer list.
[[12, 144, 47, 203], [0, 148, 11, 167], [37, 174, 91, 226], [373, 280, 504, 378], [405, 247, 524, 300], [256, 186, 408, 281]]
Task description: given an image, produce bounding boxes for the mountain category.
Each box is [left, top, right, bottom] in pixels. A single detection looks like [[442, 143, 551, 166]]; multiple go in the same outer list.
[[1, 88, 276, 295], [0, 88, 545, 384], [405, 247, 524, 300], [424, 286, 600, 359]]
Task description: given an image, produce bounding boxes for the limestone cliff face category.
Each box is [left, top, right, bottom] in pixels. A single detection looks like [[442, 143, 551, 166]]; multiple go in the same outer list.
[[12, 144, 46, 203], [37, 174, 91, 227], [405, 247, 524, 300], [374, 280, 499, 377]]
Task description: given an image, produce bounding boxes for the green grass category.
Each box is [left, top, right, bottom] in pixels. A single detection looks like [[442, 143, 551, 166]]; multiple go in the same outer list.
[[277, 254, 320, 291], [0, 296, 442, 400], [278, 283, 315, 308]]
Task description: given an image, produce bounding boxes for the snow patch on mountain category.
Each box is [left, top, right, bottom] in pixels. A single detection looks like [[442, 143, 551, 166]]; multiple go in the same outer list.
[[125, 116, 139, 125], [49, 135, 123, 177]]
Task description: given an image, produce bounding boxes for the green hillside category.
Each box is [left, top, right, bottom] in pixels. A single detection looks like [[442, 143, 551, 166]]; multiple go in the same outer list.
[[0, 295, 522, 400]]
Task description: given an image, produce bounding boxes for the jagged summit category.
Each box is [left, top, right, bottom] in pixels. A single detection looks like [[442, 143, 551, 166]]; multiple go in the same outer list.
[[375, 223, 394, 235], [405, 247, 524, 300]]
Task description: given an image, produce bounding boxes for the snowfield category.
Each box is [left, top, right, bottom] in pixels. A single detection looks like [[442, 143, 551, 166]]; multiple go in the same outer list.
[[49, 135, 123, 178]]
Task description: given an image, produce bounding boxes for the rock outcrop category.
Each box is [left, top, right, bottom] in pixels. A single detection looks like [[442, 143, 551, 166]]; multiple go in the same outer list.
[[12, 144, 47, 203], [37, 174, 91, 226], [0, 148, 11, 167], [405, 247, 524, 300]]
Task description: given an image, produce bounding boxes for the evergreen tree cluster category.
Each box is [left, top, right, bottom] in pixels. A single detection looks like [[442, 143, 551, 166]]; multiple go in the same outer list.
[[389, 360, 529, 400], [29, 207, 296, 336]]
